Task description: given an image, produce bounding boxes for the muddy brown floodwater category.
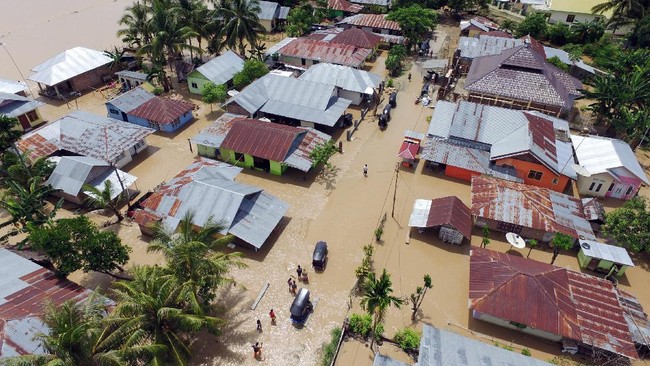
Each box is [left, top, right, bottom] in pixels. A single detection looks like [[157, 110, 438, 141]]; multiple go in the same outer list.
[[2, 4, 650, 366]]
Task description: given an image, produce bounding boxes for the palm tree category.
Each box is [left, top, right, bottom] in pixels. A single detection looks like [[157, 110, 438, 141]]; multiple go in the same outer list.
[[97, 266, 223, 366], [216, 0, 265, 57], [592, 0, 649, 29], [83, 179, 125, 223], [571, 20, 605, 44], [175, 0, 211, 61], [360, 269, 404, 350], [148, 211, 246, 305], [117, 1, 152, 48], [499, 19, 518, 34], [0, 177, 60, 232], [104, 46, 127, 70]]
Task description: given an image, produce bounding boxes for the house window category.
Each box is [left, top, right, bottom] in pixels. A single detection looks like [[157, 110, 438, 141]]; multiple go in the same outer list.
[[234, 152, 245, 161], [500, 164, 515, 170], [608, 183, 615, 191], [191, 82, 198, 89], [595, 183, 603, 192], [589, 182, 596, 191], [626, 186, 634, 195], [373, 28, 381, 33], [301, 58, 306, 66], [26, 110, 39, 122], [528, 170, 543, 180], [551, 177, 559, 185], [109, 108, 119, 115], [313, 60, 319, 64], [566, 14, 576, 22], [509, 321, 527, 329]]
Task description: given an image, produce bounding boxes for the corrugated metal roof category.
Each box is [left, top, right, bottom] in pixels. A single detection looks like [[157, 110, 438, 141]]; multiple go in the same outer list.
[[328, 0, 363, 12], [194, 50, 245, 85], [258, 1, 279, 20], [17, 110, 155, 163], [28, 47, 112, 86], [115, 70, 148, 81], [543, 46, 597, 74], [571, 134, 650, 185], [338, 13, 401, 31], [460, 16, 500, 32], [278, 6, 290, 19], [221, 119, 302, 162], [135, 159, 287, 248], [617, 289, 650, 348], [128, 97, 194, 125], [265, 37, 297, 57], [190, 113, 244, 148], [0, 249, 93, 357], [419, 325, 554, 366], [277, 38, 371, 68], [408, 196, 473, 240], [579, 239, 634, 267], [0, 92, 44, 118], [47, 156, 135, 198], [397, 141, 418, 160], [469, 247, 639, 360], [458, 35, 524, 59], [106, 87, 155, 114], [330, 28, 382, 49], [299, 63, 381, 94], [283, 128, 331, 172], [372, 353, 410, 366], [471, 175, 595, 239], [465, 43, 583, 110], [0, 78, 27, 94], [349, 0, 390, 6], [582, 197, 605, 222]]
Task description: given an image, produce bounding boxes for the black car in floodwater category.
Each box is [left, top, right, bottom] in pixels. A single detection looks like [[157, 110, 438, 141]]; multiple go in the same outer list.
[[312, 241, 328, 271], [290, 288, 313, 326]]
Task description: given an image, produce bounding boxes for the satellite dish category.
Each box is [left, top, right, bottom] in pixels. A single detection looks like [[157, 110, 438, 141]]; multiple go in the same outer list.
[[581, 242, 591, 250], [571, 164, 591, 177]]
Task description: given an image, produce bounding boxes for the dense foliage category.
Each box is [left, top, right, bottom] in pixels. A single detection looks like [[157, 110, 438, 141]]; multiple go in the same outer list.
[[603, 197, 650, 252], [232, 59, 269, 89], [386, 5, 438, 51], [394, 328, 421, 351]]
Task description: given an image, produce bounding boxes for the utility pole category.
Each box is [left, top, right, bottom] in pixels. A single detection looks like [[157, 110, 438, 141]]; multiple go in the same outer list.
[[391, 163, 399, 218]]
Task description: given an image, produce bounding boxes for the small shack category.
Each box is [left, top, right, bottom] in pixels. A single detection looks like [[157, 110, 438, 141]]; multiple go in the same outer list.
[[397, 130, 424, 168], [115, 70, 148, 91], [578, 239, 634, 277], [408, 196, 472, 245]]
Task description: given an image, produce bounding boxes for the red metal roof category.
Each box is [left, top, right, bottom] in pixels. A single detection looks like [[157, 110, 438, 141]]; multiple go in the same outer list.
[[328, 0, 363, 13], [427, 196, 473, 240], [16, 133, 58, 162], [397, 141, 418, 160], [221, 119, 303, 162], [525, 112, 558, 168], [128, 97, 194, 125], [341, 14, 401, 32], [278, 38, 371, 68], [330, 28, 382, 49], [469, 247, 639, 360]]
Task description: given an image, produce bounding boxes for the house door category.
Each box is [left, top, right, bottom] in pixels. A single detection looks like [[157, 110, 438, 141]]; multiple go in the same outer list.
[[610, 183, 627, 199], [121, 112, 128, 122], [587, 258, 599, 271], [17, 114, 31, 130], [253, 156, 270, 172]]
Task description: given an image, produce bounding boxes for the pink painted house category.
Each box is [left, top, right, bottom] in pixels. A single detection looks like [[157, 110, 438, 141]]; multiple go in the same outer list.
[[571, 134, 650, 200]]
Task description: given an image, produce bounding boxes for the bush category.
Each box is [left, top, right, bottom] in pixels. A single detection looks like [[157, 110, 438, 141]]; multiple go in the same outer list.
[[394, 328, 420, 351], [374, 322, 384, 341], [233, 59, 269, 89], [348, 313, 372, 337], [386, 78, 394, 88], [547, 56, 569, 72], [521, 348, 532, 356], [321, 327, 342, 366], [547, 23, 572, 46]]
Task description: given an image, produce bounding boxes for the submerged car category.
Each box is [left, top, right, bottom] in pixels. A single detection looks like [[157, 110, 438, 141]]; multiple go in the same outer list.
[[290, 288, 313, 326], [312, 241, 328, 271]]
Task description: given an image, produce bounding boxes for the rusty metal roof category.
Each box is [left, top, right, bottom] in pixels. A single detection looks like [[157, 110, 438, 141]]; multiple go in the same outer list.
[[128, 97, 194, 125], [338, 14, 401, 32], [408, 196, 473, 240], [471, 176, 595, 240], [469, 247, 639, 360], [397, 141, 418, 160], [277, 38, 371, 68], [0, 249, 93, 357], [581, 197, 605, 222], [17, 111, 155, 163], [190, 113, 244, 148], [328, 0, 363, 13], [221, 119, 303, 162], [330, 28, 382, 49]]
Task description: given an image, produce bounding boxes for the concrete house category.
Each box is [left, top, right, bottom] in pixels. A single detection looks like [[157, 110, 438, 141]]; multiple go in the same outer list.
[[537, 0, 631, 36], [460, 16, 500, 37], [469, 247, 646, 360], [422, 101, 576, 192], [191, 114, 331, 175], [223, 73, 352, 130], [571, 134, 650, 200], [256, 1, 289, 32], [471, 175, 595, 242], [17, 110, 154, 168], [132, 159, 289, 250], [46, 156, 137, 205], [28, 47, 113, 99], [0, 92, 45, 132], [299, 63, 381, 105], [186, 51, 245, 95], [106, 87, 155, 121]]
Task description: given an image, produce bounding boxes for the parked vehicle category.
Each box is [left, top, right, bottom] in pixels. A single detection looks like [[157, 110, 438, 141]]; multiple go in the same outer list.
[[312, 241, 328, 271], [389, 92, 397, 108], [378, 114, 388, 130], [290, 288, 313, 326], [421, 83, 430, 97], [382, 104, 392, 121]]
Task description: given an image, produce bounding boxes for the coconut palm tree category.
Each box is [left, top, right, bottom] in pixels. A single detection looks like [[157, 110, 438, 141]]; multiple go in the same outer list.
[[360, 269, 404, 350], [592, 0, 649, 29], [571, 20, 605, 44], [499, 19, 518, 34], [0, 177, 60, 232], [148, 211, 246, 305], [175, 0, 211, 61], [97, 266, 223, 366], [83, 179, 126, 223], [1, 152, 54, 187], [117, 0, 153, 48], [216, 0, 265, 56]]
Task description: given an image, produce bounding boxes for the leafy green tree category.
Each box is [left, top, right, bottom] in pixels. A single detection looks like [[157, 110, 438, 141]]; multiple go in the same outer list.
[[28, 216, 131, 278], [515, 12, 548, 39], [99, 265, 223, 366], [83, 179, 126, 223], [550, 232, 574, 264], [499, 19, 518, 34], [547, 23, 572, 46], [526, 239, 538, 258], [201, 82, 228, 111], [385, 45, 407, 76], [286, 3, 317, 37], [0, 151, 54, 187], [393, 328, 420, 351], [386, 5, 438, 52], [547, 56, 569, 72], [232, 58, 269, 89], [360, 269, 404, 350], [481, 225, 490, 248], [603, 197, 650, 252], [309, 140, 338, 172], [571, 20, 605, 44], [217, 0, 265, 57], [0, 115, 21, 154], [629, 15, 650, 48], [0, 177, 60, 236], [409, 274, 432, 320], [148, 211, 246, 304]]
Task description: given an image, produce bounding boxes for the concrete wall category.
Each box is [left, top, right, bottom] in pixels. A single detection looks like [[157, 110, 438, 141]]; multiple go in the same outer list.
[[475, 217, 547, 242], [52, 190, 84, 206], [339, 89, 363, 105], [114, 139, 148, 168], [577, 173, 612, 198], [577, 249, 629, 276], [468, 92, 566, 118], [226, 102, 253, 117], [445, 165, 479, 181], [15, 108, 45, 131], [605, 174, 641, 200], [260, 19, 274, 32], [187, 71, 210, 95], [106, 102, 127, 121], [69, 65, 113, 92], [496, 157, 570, 192], [473, 311, 564, 342], [270, 160, 287, 176]]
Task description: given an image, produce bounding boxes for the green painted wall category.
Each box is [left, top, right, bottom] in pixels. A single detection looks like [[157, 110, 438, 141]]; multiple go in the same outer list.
[[577, 249, 590, 269], [187, 71, 210, 95], [244, 154, 254, 168], [578, 249, 629, 277], [197, 144, 217, 158], [270, 161, 285, 175]]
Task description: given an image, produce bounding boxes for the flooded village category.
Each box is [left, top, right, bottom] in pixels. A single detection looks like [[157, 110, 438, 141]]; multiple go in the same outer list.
[[2, 0, 650, 365]]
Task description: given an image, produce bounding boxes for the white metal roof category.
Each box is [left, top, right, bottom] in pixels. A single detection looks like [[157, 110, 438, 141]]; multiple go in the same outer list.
[[0, 78, 27, 94], [29, 47, 113, 86], [194, 50, 245, 85], [299, 63, 381, 94], [579, 239, 635, 267], [258, 0, 279, 20], [0, 92, 44, 118], [571, 134, 650, 185]]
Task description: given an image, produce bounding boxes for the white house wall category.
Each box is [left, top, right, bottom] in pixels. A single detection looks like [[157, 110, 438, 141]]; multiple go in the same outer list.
[[473, 311, 563, 342], [577, 172, 613, 198], [548, 11, 631, 36], [339, 89, 363, 105]]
